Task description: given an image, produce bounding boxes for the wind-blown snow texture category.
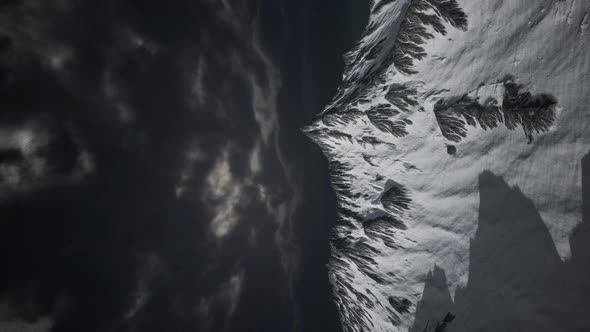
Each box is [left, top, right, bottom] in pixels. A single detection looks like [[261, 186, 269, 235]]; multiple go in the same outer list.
[[304, 0, 590, 331]]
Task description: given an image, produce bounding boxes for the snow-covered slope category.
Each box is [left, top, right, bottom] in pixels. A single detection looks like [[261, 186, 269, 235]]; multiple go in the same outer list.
[[304, 0, 590, 331]]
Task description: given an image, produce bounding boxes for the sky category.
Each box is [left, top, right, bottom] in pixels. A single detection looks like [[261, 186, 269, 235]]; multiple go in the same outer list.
[[0, 1, 367, 332]]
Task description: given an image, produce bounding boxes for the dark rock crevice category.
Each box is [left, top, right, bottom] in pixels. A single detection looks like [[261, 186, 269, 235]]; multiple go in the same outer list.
[[433, 80, 558, 144]]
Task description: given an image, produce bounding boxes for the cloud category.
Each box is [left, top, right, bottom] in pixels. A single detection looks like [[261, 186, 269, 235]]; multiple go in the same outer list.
[[0, 1, 304, 331], [0, 317, 53, 332], [0, 293, 54, 332], [123, 254, 163, 320], [249, 140, 261, 174], [191, 56, 208, 107], [204, 146, 244, 238], [221, 271, 244, 322], [0, 118, 93, 197], [175, 144, 206, 198], [193, 269, 245, 332], [229, 1, 304, 307]]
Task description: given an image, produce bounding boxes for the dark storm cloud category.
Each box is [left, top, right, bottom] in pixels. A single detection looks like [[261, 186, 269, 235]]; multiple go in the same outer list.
[[0, 1, 301, 331]]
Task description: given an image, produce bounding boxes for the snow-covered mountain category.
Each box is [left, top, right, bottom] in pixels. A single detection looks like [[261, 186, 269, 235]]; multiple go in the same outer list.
[[304, 0, 590, 331]]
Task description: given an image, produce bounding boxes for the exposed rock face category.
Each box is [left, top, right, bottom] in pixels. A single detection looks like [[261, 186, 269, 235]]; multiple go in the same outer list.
[[304, 0, 590, 331]]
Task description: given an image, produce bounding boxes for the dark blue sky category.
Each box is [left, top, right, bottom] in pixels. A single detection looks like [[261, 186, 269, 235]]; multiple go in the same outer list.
[[259, 1, 368, 331]]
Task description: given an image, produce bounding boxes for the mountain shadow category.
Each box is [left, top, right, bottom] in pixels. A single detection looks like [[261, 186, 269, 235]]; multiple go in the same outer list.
[[411, 266, 454, 332], [411, 151, 590, 332]]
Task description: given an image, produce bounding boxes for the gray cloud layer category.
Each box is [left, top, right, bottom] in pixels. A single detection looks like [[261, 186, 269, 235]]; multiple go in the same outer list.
[[0, 0, 302, 331]]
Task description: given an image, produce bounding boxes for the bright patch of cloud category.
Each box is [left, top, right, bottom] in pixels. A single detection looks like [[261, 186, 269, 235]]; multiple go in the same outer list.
[[204, 147, 244, 238]]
